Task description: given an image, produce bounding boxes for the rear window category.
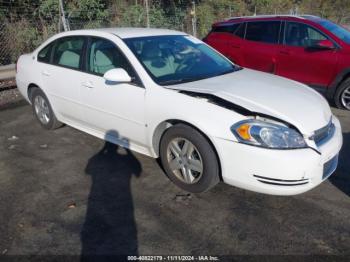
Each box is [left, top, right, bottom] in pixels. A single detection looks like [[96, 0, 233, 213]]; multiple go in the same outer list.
[[245, 21, 280, 44], [212, 23, 240, 34], [235, 23, 246, 38]]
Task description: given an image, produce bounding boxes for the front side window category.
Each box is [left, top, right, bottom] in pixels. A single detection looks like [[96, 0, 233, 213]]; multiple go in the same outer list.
[[87, 37, 135, 78], [285, 22, 327, 47], [245, 21, 280, 44], [124, 35, 237, 85], [53, 37, 85, 69], [38, 43, 53, 63]]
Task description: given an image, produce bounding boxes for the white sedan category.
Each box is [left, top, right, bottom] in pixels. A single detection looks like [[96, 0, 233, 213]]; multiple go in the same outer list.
[[16, 28, 343, 195]]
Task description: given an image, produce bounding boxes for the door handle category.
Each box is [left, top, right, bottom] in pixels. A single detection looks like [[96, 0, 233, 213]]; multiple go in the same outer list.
[[231, 44, 241, 49], [82, 81, 94, 88], [41, 71, 50, 76]]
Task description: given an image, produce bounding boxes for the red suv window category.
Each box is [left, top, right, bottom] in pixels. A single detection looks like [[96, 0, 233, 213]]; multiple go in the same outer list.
[[235, 23, 246, 38], [284, 22, 328, 47], [210, 23, 245, 38], [245, 21, 281, 44], [212, 23, 240, 34]]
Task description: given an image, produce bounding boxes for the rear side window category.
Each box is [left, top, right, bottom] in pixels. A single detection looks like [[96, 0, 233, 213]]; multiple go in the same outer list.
[[211, 23, 245, 39], [53, 37, 85, 69], [212, 23, 240, 34], [245, 21, 280, 44], [234, 23, 246, 38], [38, 43, 53, 63]]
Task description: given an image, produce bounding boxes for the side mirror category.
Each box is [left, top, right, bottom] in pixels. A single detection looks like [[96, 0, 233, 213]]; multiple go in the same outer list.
[[103, 68, 132, 83], [308, 39, 335, 50]]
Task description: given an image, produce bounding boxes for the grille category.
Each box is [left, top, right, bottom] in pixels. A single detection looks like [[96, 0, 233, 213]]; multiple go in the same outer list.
[[313, 119, 335, 146]]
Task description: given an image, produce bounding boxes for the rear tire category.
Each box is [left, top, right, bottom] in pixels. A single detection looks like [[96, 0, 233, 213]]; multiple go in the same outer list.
[[160, 124, 220, 193], [334, 78, 350, 110], [31, 88, 62, 130]]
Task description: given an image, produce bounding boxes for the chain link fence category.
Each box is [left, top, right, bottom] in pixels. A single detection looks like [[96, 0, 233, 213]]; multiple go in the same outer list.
[[0, 0, 250, 66], [0, 23, 8, 65], [2, 0, 346, 67]]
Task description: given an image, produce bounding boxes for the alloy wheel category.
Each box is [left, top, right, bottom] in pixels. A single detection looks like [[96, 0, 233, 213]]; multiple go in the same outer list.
[[34, 95, 50, 124], [166, 138, 203, 184], [341, 86, 350, 110]]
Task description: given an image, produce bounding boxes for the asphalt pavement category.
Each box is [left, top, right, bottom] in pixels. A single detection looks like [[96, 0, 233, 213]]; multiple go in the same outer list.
[[0, 101, 349, 258]]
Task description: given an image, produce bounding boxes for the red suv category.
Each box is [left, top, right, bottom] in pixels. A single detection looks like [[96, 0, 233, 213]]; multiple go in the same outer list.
[[204, 15, 350, 110]]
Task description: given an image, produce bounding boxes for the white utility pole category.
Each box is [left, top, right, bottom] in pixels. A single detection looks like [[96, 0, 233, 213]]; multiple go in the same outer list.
[[145, 0, 150, 28], [58, 1, 61, 32], [58, 0, 70, 31], [191, 1, 197, 37]]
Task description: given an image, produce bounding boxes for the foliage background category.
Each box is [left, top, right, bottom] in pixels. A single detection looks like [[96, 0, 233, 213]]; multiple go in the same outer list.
[[1, 0, 350, 65]]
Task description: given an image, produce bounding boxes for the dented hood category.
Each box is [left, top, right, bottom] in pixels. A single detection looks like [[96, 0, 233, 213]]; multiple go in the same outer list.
[[165, 68, 332, 135]]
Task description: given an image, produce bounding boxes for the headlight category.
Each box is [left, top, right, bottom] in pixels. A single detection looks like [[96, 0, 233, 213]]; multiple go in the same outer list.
[[232, 120, 307, 149]]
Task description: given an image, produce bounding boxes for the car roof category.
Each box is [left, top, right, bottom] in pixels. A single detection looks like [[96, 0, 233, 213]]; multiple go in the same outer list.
[[60, 27, 186, 39], [214, 14, 322, 26], [227, 14, 321, 21]]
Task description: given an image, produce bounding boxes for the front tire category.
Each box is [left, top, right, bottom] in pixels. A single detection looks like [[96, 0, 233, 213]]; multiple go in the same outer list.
[[335, 78, 350, 110], [31, 89, 62, 130], [160, 124, 220, 193]]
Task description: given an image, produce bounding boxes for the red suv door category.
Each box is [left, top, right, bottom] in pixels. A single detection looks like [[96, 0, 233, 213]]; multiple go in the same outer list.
[[276, 21, 338, 88], [205, 23, 245, 65], [241, 20, 282, 73], [224, 23, 246, 65]]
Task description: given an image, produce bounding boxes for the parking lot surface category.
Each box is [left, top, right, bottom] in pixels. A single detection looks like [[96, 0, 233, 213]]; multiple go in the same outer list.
[[0, 101, 349, 256]]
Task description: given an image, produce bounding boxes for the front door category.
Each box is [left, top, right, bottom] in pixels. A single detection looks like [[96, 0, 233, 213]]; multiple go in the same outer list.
[[79, 37, 146, 149]]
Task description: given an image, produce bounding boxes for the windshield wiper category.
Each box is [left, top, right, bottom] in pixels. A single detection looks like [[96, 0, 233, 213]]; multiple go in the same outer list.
[[159, 78, 194, 85], [159, 79, 184, 85], [159, 67, 242, 86]]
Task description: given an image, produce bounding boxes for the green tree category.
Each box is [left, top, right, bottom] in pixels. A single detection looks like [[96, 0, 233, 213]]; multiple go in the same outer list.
[[66, 0, 110, 28], [120, 4, 145, 27], [196, 0, 247, 38], [196, 3, 216, 38]]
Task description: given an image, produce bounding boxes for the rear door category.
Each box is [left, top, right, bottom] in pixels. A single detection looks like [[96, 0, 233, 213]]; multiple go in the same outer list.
[[224, 23, 246, 65], [39, 36, 86, 123], [205, 24, 239, 56], [276, 21, 338, 88], [242, 20, 282, 73]]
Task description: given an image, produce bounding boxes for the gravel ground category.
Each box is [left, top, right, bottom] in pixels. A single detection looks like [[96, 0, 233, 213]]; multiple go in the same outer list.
[[0, 84, 22, 108]]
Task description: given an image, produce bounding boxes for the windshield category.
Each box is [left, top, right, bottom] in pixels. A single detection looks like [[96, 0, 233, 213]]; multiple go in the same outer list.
[[318, 19, 350, 44], [124, 35, 238, 85]]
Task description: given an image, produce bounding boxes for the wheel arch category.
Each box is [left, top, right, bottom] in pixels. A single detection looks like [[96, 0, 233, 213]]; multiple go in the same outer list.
[[27, 83, 40, 102], [151, 119, 223, 181], [328, 68, 350, 99]]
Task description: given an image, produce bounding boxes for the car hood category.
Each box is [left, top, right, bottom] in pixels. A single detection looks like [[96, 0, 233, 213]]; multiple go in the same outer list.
[[165, 68, 332, 135]]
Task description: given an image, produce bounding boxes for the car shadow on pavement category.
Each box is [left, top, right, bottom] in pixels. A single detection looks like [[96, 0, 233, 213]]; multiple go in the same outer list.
[[330, 132, 350, 197], [80, 130, 141, 260]]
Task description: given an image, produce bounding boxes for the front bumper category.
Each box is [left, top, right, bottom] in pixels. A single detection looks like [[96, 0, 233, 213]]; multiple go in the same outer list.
[[214, 116, 343, 195]]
